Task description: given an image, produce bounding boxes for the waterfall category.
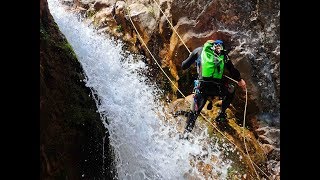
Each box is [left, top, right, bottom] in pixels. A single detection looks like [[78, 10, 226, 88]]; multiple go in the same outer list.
[[47, 0, 234, 179]]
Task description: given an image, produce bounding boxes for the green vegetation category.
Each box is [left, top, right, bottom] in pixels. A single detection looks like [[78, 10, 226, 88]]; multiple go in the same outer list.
[[147, 6, 155, 17], [40, 23, 49, 40], [86, 9, 96, 18], [40, 20, 77, 61], [116, 25, 123, 32], [57, 40, 78, 60]]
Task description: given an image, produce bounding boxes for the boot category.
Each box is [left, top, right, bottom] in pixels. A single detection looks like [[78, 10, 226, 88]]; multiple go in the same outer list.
[[185, 111, 197, 133]]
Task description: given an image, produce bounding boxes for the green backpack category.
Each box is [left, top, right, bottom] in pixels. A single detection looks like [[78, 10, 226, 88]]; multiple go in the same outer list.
[[201, 41, 225, 79]]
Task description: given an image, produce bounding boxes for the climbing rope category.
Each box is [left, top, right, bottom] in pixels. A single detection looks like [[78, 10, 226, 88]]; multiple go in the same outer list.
[[124, 1, 270, 179], [243, 87, 260, 179]]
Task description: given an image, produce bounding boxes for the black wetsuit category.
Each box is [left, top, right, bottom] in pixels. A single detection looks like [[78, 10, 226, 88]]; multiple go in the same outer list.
[[181, 47, 242, 133]]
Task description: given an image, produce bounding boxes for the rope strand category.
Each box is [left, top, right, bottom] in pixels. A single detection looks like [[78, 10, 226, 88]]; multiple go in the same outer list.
[[243, 87, 260, 179]]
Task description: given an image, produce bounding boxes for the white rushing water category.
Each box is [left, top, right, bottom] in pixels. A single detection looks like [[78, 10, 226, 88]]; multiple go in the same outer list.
[[47, 0, 233, 179]]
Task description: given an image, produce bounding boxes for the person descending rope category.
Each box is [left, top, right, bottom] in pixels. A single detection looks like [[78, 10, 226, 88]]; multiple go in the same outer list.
[[181, 39, 246, 136]]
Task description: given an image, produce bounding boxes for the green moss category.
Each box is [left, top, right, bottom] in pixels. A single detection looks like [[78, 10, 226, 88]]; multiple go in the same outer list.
[[40, 23, 49, 40], [40, 21, 77, 61], [227, 165, 244, 179], [86, 9, 96, 18], [116, 25, 123, 33], [66, 104, 99, 127], [147, 6, 155, 17], [64, 75, 100, 127], [93, 19, 100, 28], [56, 40, 78, 60]]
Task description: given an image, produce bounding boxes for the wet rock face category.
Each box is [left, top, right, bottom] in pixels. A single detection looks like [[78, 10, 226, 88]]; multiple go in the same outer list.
[[40, 0, 116, 179], [73, 0, 279, 127], [170, 0, 280, 125]]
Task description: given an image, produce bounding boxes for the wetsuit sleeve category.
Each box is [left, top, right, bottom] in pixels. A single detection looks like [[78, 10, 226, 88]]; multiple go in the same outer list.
[[224, 55, 242, 81], [181, 47, 202, 70]]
